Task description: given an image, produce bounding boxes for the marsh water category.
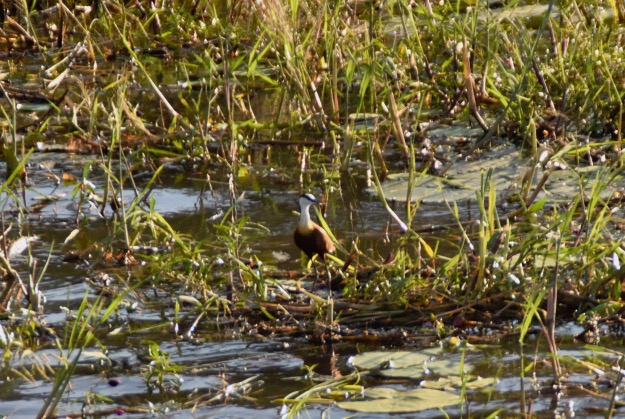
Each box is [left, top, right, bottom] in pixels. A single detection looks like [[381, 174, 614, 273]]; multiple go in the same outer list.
[[2, 6, 625, 418], [2, 158, 618, 418], [3, 169, 623, 419], [0, 102, 620, 418]]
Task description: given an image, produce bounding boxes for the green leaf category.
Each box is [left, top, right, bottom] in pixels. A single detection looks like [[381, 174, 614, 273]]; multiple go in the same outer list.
[[422, 376, 498, 390], [527, 196, 547, 213], [338, 388, 461, 413], [349, 349, 439, 370]]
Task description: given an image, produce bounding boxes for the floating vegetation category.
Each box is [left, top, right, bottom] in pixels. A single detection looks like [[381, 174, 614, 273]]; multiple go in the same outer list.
[[338, 387, 463, 413], [372, 144, 625, 206]]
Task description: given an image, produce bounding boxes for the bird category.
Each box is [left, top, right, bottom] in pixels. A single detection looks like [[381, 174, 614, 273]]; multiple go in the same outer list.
[[294, 193, 335, 290]]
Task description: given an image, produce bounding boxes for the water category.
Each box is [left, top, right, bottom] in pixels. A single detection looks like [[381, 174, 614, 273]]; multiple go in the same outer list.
[[0, 143, 587, 418], [0, 18, 622, 419]]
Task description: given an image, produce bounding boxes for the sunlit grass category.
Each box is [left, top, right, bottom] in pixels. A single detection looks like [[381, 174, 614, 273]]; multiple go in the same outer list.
[[0, 0, 625, 416]]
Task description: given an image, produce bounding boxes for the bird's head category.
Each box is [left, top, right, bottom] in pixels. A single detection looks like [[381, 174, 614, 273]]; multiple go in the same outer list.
[[299, 193, 319, 209]]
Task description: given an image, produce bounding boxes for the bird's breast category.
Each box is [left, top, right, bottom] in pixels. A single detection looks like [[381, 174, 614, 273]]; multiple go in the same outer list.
[[296, 221, 315, 235]]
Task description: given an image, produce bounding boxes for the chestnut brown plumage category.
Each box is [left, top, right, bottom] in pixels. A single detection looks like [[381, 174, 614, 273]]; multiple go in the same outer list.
[[294, 194, 335, 288]]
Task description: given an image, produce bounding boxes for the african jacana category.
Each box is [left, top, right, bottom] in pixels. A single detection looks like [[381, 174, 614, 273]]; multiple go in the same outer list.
[[294, 193, 335, 289]]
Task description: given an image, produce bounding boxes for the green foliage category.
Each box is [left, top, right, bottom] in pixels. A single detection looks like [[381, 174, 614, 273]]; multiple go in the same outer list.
[[1, 0, 625, 416], [37, 289, 130, 418], [142, 340, 184, 392]]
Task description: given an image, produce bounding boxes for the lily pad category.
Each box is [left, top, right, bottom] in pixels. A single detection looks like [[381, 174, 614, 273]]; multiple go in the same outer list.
[[369, 146, 524, 203], [422, 376, 498, 391], [369, 146, 625, 205], [337, 387, 461, 413], [380, 357, 471, 379], [349, 349, 475, 380], [493, 4, 558, 28], [491, 4, 616, 28], [348, 348, 440, 370], [428, 125, 485, 139]]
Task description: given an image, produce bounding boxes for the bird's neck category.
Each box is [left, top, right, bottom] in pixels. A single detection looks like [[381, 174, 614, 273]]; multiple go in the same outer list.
[[298, 204, 315, 233]]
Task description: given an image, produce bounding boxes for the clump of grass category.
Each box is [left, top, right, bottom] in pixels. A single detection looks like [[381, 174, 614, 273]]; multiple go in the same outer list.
[[37, 290, 128, 418]]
